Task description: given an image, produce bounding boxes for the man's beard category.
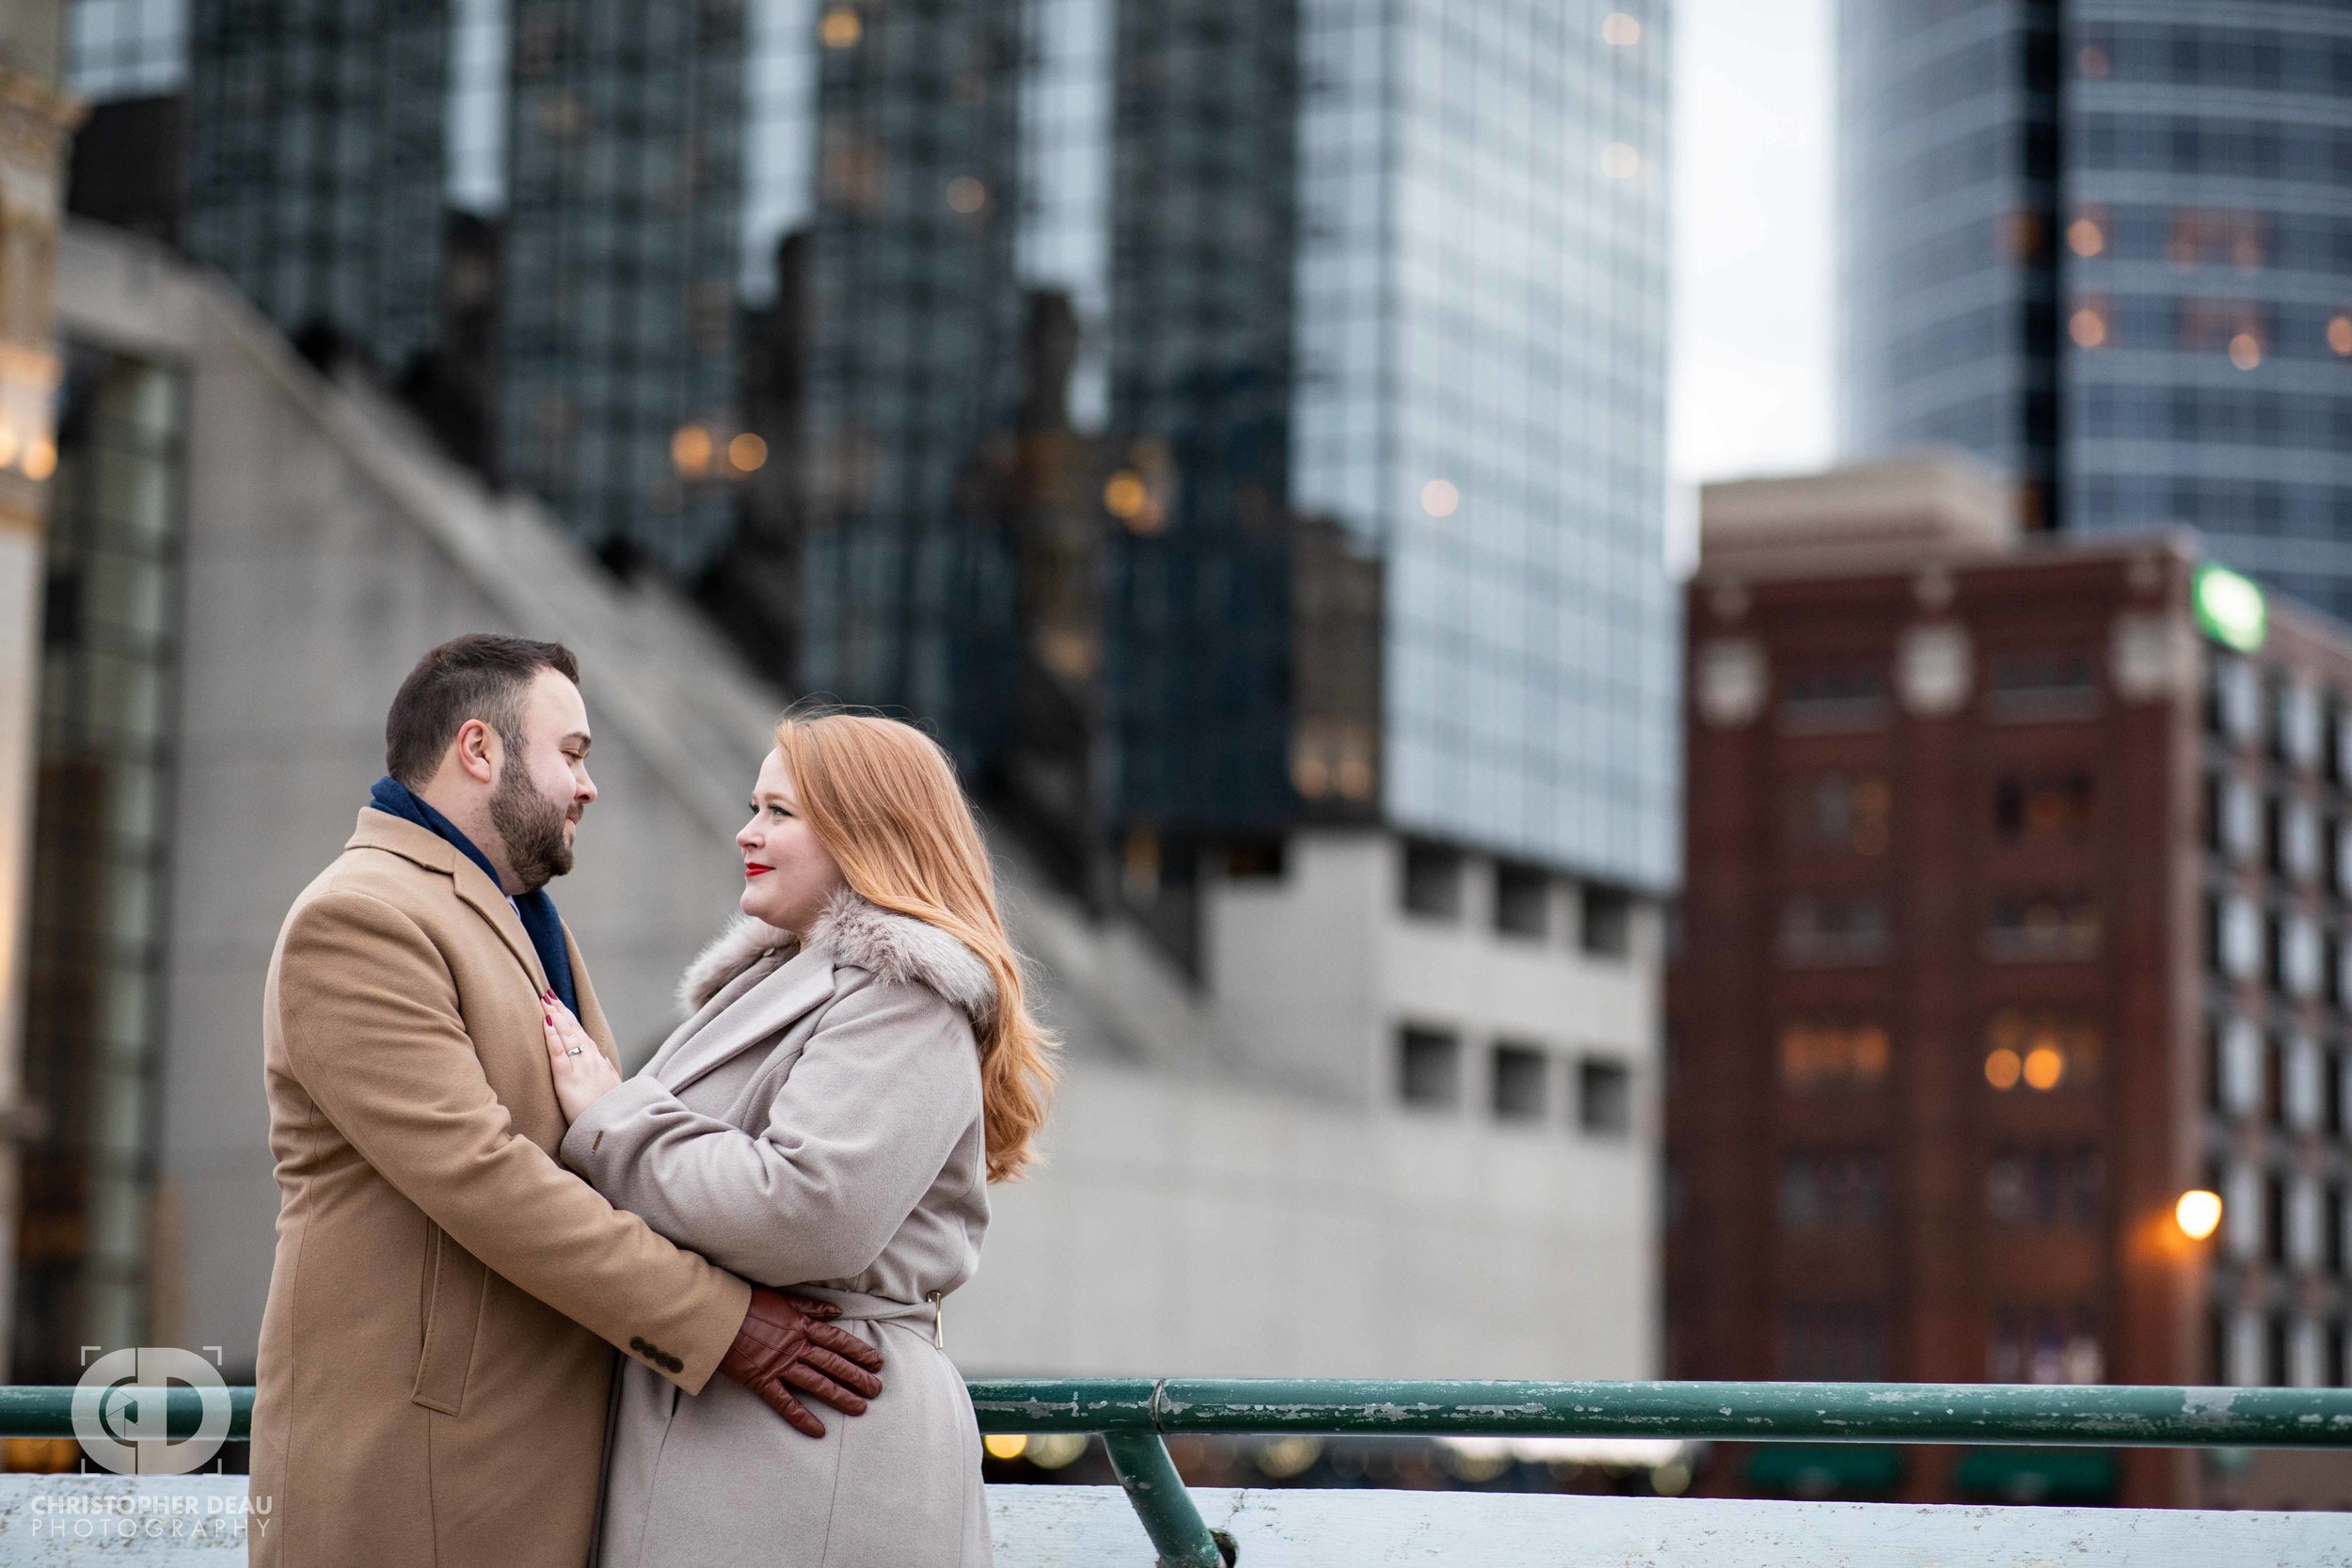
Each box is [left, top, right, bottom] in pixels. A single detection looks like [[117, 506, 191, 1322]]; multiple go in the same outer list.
[[490, 752, 575, 892]]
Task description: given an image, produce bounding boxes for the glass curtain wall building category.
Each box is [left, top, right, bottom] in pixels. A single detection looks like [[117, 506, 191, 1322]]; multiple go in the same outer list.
[[799, 0, 1679, 892], [1842, 0, 2352, 619], [183, 0, 449, 375], [1294, 0, 1677, 884], [500, 0, 748, 574], [19, 347, 187, 1380], [797, 0, 1026, 756]]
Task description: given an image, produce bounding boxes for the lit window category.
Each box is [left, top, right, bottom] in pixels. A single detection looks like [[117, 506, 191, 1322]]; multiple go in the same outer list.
[[1420, 478, 1459, 517], [1779, 1022, 1891, 1091], [2066, 216, 2105, 258], [2069, 307, 2107, 349], [671, 424, 713, 476], [2329, 316, 2352, 357], [1601, 11, 1641, 45], [818, 7, 861, 47], [727, 432, 767, 472], [946, 176, 987, 214], [1984, 1012, 2100, 1091], [2229, 332, 2263, 371], [1600, 142, 1640, 181]]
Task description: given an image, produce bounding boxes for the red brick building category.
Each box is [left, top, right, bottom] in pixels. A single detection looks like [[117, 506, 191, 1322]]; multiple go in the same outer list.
[[1667, 457, 2352, 1509]]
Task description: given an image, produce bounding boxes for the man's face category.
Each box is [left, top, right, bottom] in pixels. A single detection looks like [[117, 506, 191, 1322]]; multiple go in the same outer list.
[[489, 670, 596, 892]]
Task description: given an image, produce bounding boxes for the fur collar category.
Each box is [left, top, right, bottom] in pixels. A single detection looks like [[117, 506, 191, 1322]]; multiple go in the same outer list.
[[678, 887, 997, 1025]]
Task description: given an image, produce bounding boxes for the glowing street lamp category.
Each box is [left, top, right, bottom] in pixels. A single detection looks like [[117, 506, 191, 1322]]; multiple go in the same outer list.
[[2175, 1189, 2223, 1242]]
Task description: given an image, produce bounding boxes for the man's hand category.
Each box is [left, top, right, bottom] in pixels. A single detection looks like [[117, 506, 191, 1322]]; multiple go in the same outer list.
[[720, 1287, 886, 1437]]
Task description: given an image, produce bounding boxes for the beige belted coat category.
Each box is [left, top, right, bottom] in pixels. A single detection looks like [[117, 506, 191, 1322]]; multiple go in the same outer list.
[[559, 888, 995, 1568], [250, 810, 753, 1568]]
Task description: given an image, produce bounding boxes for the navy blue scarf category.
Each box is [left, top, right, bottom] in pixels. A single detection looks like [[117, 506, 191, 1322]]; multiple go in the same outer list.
[[367, 776, 578, 1017]]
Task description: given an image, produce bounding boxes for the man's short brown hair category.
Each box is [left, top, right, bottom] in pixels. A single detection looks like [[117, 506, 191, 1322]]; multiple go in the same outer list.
[[385, 635, 580, 787]]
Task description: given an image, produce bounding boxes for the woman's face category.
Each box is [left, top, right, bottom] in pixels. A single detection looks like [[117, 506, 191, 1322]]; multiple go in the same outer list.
[[738, 747, 846, 936]]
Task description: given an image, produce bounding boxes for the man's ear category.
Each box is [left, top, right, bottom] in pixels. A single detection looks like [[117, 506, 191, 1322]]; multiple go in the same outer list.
[[453, 718, 501, 785]]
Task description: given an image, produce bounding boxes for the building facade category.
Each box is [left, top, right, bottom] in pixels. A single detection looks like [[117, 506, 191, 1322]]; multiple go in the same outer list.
[[1841, 0, 2352, 620], [1671, 456, 2352, 1510]]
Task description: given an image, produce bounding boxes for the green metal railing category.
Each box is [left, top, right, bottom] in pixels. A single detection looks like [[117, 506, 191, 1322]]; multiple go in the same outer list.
[[9, 1380, 2352, 1568]]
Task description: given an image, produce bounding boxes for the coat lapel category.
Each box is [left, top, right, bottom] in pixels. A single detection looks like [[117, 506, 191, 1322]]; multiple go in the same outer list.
[[348, 808, 551, 998], [657, 943, 835, 1096]]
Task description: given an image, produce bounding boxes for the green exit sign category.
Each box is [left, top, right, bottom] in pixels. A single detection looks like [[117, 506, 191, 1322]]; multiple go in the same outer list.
[[2194, 564, 2267, 653]]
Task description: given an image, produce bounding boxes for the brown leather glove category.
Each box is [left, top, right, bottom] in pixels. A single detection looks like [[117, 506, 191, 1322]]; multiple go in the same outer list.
[[719, 1287, 886, 1438]]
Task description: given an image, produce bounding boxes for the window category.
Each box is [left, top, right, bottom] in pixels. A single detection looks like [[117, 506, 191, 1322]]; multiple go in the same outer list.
[[2267, 1171, 2289, 1267], [1490, 1042, 1548, 1122], [2210, 775, 2260, 864], [1987, 649, 2099, 722], [1778, 1022, 1891, 1091], [1778, 1303, 1886, 1380], [2279, 679, 2323, 768], [2216, 1018, 2264, 1116], [1982, 1012, 2102, 1092], [2285, 1037, 2325, 1131], [2211, 894, 2263, 980], [1780, 662, 1889, 733], [1985, 893, 2101, 961], [1985, 1145, 2103, 1227], [2280, 800, 2322, 883], [1401, 840, 1463, 920], [1994, 771, 2093, 844], [1493, 862, 1549, 939], [1780, 1150, 1890, 1229], [1779, 894, 1889, 965], [1577, 1055, 1632, 1134], [1987, 1306, 2104, 1384], [1397, 1025, 1460, 1108], [2211, 657, 2261, 745], [1788, 773, 1891, 856], [1580, 883, 1633, 957]]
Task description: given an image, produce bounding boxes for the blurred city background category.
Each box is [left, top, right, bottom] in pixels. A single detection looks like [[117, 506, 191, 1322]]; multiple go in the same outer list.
[[0, 0, 2347, 1516]]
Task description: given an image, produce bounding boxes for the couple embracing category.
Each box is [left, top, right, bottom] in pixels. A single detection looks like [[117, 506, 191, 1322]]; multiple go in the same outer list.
[[247, 634, 1055, 1567]]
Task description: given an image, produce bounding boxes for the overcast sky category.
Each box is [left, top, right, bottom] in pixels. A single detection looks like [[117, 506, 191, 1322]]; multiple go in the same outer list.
[[1669, 0, 1836, 495]]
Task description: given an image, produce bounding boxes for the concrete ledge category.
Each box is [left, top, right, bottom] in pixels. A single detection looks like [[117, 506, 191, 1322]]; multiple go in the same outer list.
[[1, 1474, 2347, 1565]]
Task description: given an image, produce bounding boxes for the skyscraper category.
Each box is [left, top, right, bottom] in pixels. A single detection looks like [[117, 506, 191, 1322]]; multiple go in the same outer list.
[[101, 0, 754, 572], [500, 0, 747, 573], [1842, 2, 2352, 618], [183, 0, 449, 374], [799, 0, 1680, 901]]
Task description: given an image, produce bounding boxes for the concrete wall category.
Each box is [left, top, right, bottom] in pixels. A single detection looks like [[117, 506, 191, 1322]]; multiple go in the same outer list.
[[958, 1057, 1655, 1378]]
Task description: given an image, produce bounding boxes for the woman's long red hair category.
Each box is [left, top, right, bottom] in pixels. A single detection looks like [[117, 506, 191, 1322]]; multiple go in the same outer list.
[[776, 710, 1057, 1182]]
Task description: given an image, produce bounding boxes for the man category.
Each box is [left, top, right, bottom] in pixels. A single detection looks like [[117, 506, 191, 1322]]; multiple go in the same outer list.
[[250, 636, 884, 1567]]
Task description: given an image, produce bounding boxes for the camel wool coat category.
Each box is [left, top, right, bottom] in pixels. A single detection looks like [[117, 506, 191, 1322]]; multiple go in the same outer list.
[[249, 810, 753, 1568], [558, 888, 995, 1568]]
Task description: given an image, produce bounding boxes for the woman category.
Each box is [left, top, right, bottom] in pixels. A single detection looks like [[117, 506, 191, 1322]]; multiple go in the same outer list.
[[540, 710, 1057, 1568]]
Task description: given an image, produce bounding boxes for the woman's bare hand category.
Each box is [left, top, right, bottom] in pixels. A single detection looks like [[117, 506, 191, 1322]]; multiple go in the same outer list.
[[542, 992, 622, 1121]]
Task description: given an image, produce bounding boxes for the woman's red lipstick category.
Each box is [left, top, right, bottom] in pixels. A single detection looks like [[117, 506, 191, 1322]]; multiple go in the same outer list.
[[744, 863, 772, 879]]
